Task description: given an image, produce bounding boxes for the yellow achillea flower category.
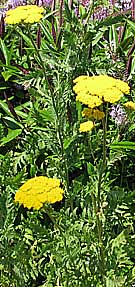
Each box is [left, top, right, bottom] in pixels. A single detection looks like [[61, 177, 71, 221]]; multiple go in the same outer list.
[[124, 101, 135, 110], [73, 75, 130, 107], [76, 93, 102, 108], [14, 176, 64, 210], [5, 5, 44, 25], [93, 109, 105, 120], [79, 121, 94, 132], [82, 108, 105, 120]]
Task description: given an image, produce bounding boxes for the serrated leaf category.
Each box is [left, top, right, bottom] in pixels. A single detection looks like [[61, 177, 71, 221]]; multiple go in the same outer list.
[[40, 109, 55, 122]]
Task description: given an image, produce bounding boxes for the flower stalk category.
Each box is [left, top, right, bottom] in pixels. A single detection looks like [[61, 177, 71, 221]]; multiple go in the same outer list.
[[45, 206, 64, 231], [96, 107, 108, 286]]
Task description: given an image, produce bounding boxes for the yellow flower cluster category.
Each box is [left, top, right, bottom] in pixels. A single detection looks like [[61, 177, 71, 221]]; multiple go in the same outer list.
[[73, 75, 130, 108], [14, 176, 64, 210], [82, 108, 105, 120], [124, 101, 135, 110], [79, 121, 94, 133], [5, 5, 44, 25]]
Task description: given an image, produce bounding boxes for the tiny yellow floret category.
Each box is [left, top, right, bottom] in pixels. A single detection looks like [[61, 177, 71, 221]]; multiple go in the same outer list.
[[14, 176, 64, 210], [79, 121, 94, 132]]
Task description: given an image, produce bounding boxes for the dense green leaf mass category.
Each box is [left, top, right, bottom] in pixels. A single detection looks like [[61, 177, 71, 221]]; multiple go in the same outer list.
[[0, 0, 135, 286]]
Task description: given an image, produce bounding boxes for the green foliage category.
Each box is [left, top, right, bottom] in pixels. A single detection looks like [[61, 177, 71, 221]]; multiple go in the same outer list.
[[0, 1, 135, 286]]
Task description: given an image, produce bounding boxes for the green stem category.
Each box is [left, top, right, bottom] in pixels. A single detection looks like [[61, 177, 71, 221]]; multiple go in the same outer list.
[[51, 94, 70, 195], [28, 28, 70, 196], [96, 108, 108, 286], [97, 113, 107, 210], [88, 133, 97, 168], [45, 206, 63, 232]]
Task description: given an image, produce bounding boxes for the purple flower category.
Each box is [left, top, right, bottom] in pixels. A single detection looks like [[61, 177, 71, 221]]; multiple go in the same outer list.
[[74, 7, 79, 17], [109, 0, 131, 11], [80, 0, 90, 8], [38, 0, 52, 7], [0, 0, 26, 17], [94, 7, 109, 20], [92, 0, 132, 21], [110, 104, 128, 125], [6, 0, 26, 9], [0, 5, 8, 18]]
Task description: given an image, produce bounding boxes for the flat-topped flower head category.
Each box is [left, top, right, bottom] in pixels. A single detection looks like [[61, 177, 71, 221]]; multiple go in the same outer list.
[[79, 120, 94, 132], [5, 5, 44, 25], [14, 176, 64, 210], [73, 75, 130, 108], [82, 108, 105, 120], [124, 101, 135, 110]]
